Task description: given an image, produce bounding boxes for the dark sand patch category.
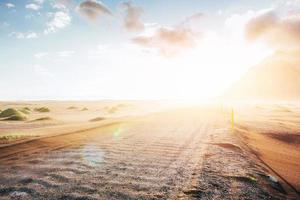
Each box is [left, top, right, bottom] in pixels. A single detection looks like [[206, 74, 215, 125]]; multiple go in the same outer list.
[[89, 117, 106, 122], [211, 143, 243, 153], [265, 133, 300, 144], [32, 117, 52, 122]]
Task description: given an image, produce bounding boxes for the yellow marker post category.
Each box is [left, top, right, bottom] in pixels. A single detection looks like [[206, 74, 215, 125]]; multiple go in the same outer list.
[[231, 108, 234, 131]]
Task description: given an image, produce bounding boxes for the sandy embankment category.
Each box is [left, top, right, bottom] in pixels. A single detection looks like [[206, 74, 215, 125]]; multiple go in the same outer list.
[[234, 104, 300, 194]]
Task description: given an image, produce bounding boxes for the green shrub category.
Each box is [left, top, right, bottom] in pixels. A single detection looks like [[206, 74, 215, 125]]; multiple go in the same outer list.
[[67, 106, 77, 110], [0, 108, 20, 118], [23, 107, 31, 111], [34, 107, 50, 112], [19, 107, 31, 114], [0, 108, 28, 121]]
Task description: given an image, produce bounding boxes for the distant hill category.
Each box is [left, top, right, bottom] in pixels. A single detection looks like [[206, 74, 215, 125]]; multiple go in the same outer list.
[[224, 51, 300, 101]]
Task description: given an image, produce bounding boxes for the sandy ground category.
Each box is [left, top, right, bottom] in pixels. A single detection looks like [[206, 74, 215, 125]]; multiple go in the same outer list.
[[0, 102, 299, 199], [0, 101, 175, 146], [233, 103, 300, 195]]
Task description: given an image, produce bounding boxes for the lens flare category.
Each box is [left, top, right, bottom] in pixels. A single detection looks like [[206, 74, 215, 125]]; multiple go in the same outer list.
[[113, 127, 123, 140], [81, 144, 104, 166]]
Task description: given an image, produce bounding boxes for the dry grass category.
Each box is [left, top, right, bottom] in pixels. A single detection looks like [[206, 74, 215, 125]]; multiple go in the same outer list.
[[0, 108, 27, 121], [34, 107, 50, 113]]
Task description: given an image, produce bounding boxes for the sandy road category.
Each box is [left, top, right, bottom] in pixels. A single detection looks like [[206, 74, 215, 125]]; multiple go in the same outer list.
[[0, 108, 292, 199]]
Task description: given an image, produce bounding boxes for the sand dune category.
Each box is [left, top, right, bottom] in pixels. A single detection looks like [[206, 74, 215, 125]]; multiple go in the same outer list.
[[233, 104, 300, 195], [225, 51, 300, 101]]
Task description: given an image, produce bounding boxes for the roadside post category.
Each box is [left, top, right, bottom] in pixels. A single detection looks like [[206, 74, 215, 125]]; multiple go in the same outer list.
[[231, 108, 234, 131]]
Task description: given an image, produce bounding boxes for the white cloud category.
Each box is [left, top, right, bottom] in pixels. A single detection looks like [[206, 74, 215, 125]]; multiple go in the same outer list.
[[57, 50, 74, 57], [87, 44, 108, 58], [120, 2, 144, 32], [132, 13, 203, 56], [6, 3, 15, 8], [33, 65, 54, 78], [77, 0, 112, 22], [33, 0, 44, 4], [245, 10, 300, 50], [34, 52, 48, 59], [282, 0, 300, 9], [10, 31, 38, 39], [52, 3, 67, 10], [51, 0, 73, 10], [44, 11, 71, 34], [0, 22, 10, 28], [25, 3, 41, 11]]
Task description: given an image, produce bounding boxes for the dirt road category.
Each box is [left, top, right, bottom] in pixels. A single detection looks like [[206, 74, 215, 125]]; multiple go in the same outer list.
[[0, 108, 294, 199]]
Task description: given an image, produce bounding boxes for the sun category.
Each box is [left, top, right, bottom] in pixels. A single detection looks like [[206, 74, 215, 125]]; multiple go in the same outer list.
[[156, 36, 272, 100]]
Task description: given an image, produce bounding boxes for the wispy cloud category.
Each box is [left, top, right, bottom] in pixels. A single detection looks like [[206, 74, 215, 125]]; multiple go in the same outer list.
[[180, 12, 204, 26], [5, 3, 15, 9], [57, 50, 74, 57], [87, 44, 108, 58], [33, 65, 54, 78], [33, 0, 44, 4], [25, 3, 41, 11], [0, 22, 10, 29], [34, 52, 48, 59], [44, 11, 71, 34], [77, 0, 112, 22], [120, 2, 144, 32], [34, 51, 74, 59], [10, 31, 38, 39], [245, 10, 300, 50], [51, 0, 73, 10], [132, 13, 203, 56]]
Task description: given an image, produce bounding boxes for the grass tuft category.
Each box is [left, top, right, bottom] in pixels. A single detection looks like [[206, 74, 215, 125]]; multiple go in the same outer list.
[[19, 107, 31, 114], [34, 107, 50, 113], [0, 108, 27, 121], [0, 108, 20, 118], [67, 106, 77, 110]]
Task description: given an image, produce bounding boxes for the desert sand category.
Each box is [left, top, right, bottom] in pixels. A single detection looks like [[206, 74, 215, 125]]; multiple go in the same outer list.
[[233, 103, 300, 195], [0, 101, 299, 199]]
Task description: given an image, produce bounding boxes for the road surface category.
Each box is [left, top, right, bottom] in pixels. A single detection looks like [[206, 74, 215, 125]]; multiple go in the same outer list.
[[0, 108, 292, 199]]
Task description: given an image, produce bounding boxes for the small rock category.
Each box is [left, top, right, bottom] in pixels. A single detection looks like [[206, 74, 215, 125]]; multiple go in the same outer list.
[[10, 191, 29, 199], [267, 175, 286, 194]]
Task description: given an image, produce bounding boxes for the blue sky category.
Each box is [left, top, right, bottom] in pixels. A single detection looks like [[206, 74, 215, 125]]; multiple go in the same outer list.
[[0, 0, 297, 100]]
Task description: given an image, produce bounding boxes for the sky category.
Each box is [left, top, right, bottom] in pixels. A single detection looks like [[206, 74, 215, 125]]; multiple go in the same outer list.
[[0, 0, 299, 100]]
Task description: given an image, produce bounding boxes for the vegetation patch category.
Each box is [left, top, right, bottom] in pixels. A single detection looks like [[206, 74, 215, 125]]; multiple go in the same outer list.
[[105, 106, 118, 114], [272, 105, 291, 112], [0, 108, 20, 118], [19, 107, 31, 114], [81, 107, 88, 111], [34, 107, 50, 113], [67, 106, 77, 110], [0, 108, 27, 121], [0, 134, 27, 141]]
